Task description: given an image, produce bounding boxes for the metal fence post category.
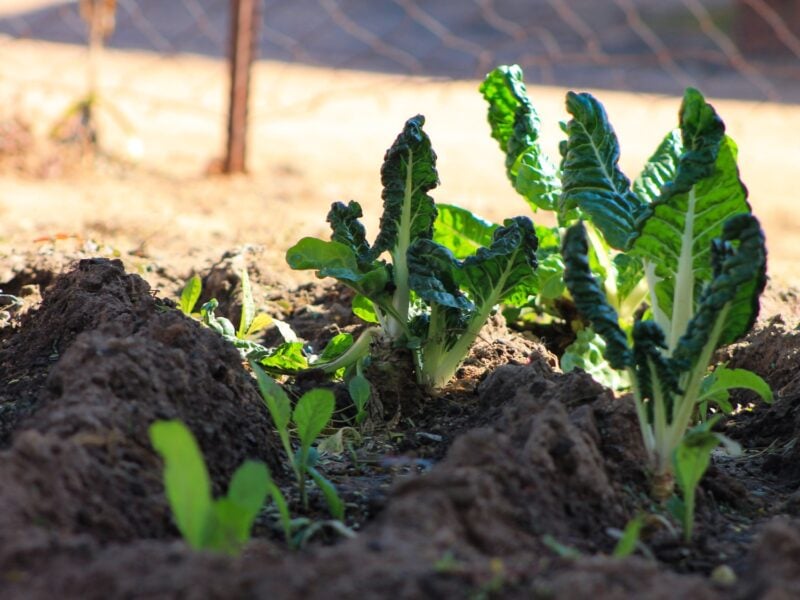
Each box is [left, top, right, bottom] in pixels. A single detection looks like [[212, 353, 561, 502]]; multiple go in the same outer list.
[[224, 0, 259, 174]]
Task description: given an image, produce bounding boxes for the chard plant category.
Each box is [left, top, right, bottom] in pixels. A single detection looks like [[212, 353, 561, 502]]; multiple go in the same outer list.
[[286, 115, 539, 389], [252, 363, 344, 520], [559, 83, 772, 537], [149, 419, 281, 555]]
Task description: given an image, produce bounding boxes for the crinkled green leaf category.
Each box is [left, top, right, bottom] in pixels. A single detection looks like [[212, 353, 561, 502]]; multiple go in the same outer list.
[[630, 90, 749, 333], [671, 214, 767, 370], [408, 240, 474, 311], [327, 200, 372, 265], [633, 129, 682, 204], [561, 328, 630, 390], [255, 341, 309, 372], [559, 92, 643, 249], [459, 216, 539, 307], [480, 65, 560, 212], [372, 115, 439, 257], [562, 222, 632, 369], [433, 203, 498, 260]]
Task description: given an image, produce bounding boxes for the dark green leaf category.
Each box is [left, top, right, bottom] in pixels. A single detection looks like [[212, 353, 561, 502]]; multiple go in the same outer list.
[[372, 115, 439, 257], [559, 91, 643, 249], [633, 129, 682, 204], [562, 222, 632, 369]]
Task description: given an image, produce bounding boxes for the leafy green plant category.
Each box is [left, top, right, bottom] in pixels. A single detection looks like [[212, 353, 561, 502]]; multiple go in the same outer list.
[[562, 211, 768, 537], [286, 115, 539, 389], [149, 419, 278, 555], [252, 363, 344, 519]]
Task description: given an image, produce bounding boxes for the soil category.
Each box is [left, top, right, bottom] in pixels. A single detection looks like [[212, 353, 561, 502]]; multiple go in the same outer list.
[[0, 250, 796, 599]]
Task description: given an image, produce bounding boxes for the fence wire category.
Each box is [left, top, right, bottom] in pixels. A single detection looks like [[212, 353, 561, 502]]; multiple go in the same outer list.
[[0, 0, 799, 166]]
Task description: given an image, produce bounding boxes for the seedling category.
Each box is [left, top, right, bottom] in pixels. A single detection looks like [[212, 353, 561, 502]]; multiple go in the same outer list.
[[287, 115, 539, 389], [252, 363, 344, 519], [178, 274, 202, 316], [149, 419, 278, 555]]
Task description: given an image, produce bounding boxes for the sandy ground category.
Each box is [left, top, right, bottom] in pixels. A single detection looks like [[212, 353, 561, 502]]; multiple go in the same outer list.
[[0, 37, 797, 291]]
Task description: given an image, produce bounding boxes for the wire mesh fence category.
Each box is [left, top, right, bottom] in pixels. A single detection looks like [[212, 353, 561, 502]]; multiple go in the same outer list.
[[0, 0, 799, 171]]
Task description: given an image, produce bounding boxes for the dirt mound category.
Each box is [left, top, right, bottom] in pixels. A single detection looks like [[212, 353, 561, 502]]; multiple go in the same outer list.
[[0, 259, 280, 568]]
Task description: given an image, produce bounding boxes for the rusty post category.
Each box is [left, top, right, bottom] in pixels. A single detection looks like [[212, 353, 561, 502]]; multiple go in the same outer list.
[[224, 0, 259, 173]]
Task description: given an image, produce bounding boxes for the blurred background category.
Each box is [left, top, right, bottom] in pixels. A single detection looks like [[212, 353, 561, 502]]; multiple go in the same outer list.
[[0, 0, 797, 285]]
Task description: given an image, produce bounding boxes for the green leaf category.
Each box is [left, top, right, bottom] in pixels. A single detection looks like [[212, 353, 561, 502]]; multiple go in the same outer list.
[[633, 129, 682, 204], [480, 65, 561, 212], [630, 90, 749, 344], [293, 389, 336, 450], [255, 342, 309, 373], [179, 275, 202, 315], [307, 465, 345, 521], [252, 365, 291, 433], [699, 365, 773, 407], [238, 269, 255, 339], [561, 328, 630, 390], [210, 461, 270, 553], [559, 91, 643, 249], [671, 214, 767, 372], [315, 333, 354, 364], [327, 200, 372, 265], [149, 420, 213, 550], [458, 216, 539, 307], [372, 114, 439, 257], [612, 515, 644, 558], [562, 222, 632, 370], [673, 422, 722, 541], [352, 294, 380, 323], [433, 203, 498, 260], [246, 313, 274, 337], [348, 374, 371, 424], [265, 480, 293, 546]]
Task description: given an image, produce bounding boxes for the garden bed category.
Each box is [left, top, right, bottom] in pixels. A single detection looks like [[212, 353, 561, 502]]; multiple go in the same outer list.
[[0, 251, 799, 599]]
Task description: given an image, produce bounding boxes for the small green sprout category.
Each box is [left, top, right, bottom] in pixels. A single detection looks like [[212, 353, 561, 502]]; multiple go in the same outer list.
[[149, 419, 278, 555], [252, 363, 344, 519]]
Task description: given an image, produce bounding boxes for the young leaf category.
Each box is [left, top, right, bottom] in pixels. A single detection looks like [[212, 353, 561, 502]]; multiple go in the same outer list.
[[698, 365, 773, 409], [293, 389, 336, 451], [210, 460, 269, 553], [352, 294, 380, 324], [327, 200, 372, 265], [433, 203, 498, 260], [480, 65, 561, 212], [307, 465, 345, 521], [348, 373, 371, 424], [673, 423, 722, 541], [179, 275, 202, 315], [149, 420, 213, 550], [559, 91, 643, 249], [238, 269, 255, 339], [251, 364, 292, 458], [315, 333, 354, 364], [612, 515, 644, 558]]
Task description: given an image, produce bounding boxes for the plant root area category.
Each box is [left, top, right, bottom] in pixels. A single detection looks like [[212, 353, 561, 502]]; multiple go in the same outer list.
[[1, 251, 800, 600]]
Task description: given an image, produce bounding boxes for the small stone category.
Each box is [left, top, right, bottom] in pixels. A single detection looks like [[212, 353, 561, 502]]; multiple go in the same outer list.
[[711, 564, 737, 585]]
